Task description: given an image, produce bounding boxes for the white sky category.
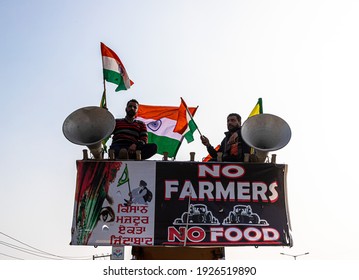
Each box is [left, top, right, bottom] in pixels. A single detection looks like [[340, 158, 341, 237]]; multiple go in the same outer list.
[[0, 0, 359, 261]]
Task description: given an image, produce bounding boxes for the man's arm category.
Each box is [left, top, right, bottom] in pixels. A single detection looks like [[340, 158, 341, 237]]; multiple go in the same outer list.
[[138, 121, 148, 145], [201, 135, 223, 158]]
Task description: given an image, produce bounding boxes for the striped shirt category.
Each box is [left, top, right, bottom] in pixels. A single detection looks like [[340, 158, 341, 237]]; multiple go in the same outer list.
[[112, 118, 148, 145]]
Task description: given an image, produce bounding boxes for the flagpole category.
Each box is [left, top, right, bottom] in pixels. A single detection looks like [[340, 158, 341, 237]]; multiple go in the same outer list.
[[101, 42, 108, 109], [185, 105, 203, 137], [102, 78, 107, 109]]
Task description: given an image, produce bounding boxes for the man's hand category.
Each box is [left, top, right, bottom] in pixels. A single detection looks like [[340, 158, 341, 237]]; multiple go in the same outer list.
[[128, 143, 137, 154], [227, 132, 238, 145], [201, 135, 210, 147]]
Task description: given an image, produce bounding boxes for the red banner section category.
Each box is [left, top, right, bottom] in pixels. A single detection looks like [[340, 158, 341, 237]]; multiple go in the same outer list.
[[71, 161, 292, 247]]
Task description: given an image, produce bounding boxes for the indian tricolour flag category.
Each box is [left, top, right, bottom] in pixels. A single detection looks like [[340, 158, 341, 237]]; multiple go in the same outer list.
[[137, 104, 198, 158], [101, 42, 134, 92], [173, 97, 198, 143]]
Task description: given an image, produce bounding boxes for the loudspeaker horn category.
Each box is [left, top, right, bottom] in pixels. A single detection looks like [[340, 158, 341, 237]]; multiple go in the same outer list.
[[62, 106, 115, 159], [241, 113, 291, 162]]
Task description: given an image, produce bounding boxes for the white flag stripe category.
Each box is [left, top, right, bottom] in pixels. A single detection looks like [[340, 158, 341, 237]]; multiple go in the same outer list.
[[102, 56, 122, 74], [136, 117, 182, 141], [182, 110, 192, 134]]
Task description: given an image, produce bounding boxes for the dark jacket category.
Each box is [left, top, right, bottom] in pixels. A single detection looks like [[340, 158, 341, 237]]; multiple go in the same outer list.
[[206, 127, 251, 162]]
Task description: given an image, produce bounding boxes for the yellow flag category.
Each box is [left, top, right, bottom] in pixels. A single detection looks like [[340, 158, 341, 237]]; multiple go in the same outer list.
[[248, 98, 263, 117], [247, 98, 263, 155]]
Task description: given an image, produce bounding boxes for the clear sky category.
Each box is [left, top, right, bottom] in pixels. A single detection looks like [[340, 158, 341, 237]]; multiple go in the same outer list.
[[0, 0, 358, 261]]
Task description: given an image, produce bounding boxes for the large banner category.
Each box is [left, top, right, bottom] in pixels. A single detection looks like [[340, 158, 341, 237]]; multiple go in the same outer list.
[[70, 161, 292, 247]]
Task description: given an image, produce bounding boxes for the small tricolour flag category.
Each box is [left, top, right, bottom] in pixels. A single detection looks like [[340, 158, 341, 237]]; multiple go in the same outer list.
[[101, 42, 134, 92], [173, 98, 199, 143]]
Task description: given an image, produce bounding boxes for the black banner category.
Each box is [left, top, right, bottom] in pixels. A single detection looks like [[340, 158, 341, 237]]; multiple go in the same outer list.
[[155, 162, 291, 246]]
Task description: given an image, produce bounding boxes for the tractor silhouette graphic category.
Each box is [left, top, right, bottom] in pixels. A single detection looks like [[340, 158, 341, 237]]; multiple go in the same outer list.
[[223, 205, 266, 225], [178, 204, 218, 224]]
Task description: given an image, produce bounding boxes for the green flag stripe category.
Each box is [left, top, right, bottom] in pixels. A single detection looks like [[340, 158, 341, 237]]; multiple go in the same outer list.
[[147, 133, 181, 158], [103, 69, 122, 84], [184, 119, 197, 143]]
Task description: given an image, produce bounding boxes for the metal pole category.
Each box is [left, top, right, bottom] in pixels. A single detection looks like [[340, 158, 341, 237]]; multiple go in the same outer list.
[[280, 252, 309, 260]]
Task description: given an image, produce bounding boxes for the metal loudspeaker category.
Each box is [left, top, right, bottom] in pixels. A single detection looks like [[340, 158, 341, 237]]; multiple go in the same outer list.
[[62, 106, 115, 159], [241, 114, 291, 162]]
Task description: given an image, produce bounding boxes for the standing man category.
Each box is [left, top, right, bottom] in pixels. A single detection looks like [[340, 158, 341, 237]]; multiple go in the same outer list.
[[110, 99, 157, 159], [201, 113, 251, 162]]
